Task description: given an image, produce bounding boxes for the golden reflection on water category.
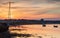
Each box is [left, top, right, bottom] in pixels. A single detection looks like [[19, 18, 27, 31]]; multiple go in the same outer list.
[[9, 24, 60, 38]]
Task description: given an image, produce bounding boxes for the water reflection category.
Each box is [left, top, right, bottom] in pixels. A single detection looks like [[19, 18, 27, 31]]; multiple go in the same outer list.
[[10, 24, 60, 38], [0, 24, 60, 38]]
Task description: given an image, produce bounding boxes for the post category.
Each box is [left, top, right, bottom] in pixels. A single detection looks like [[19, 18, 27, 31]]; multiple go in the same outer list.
[[8, 2, 11, 19]]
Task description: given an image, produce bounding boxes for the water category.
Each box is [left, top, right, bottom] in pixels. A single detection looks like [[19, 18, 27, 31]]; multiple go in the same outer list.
[[9, 24, 60, 38]]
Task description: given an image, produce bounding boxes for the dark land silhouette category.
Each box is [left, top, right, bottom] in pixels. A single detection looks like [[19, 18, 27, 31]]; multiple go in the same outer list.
[[0, 19, 60, 25]]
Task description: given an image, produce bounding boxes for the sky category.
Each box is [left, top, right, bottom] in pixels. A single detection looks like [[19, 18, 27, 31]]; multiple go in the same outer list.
[[0, 0, 60, 20]]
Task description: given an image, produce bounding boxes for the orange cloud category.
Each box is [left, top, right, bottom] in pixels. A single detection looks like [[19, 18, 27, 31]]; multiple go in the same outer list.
[[0, 2, 60, 19]]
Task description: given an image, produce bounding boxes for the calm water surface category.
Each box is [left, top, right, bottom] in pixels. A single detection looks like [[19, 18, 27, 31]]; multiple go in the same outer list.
[[9, 24, 60, 38]]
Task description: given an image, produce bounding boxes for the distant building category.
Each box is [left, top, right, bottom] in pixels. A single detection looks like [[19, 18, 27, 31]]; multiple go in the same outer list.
[[40, 19, 46, 27]]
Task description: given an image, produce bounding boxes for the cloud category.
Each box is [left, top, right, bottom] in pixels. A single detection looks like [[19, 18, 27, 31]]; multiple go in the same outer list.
[[0, 0, 9, 3], [0, 0, 60, 6], [50, 0, 60, 2], [0, 0, 60, 19], [0, 0, 58, 4], [47, 8, 60, 14]]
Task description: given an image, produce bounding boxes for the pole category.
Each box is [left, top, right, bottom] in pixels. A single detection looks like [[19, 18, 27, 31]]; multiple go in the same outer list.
[[8, 2, 11, 19], [7, 2, 11, 26]]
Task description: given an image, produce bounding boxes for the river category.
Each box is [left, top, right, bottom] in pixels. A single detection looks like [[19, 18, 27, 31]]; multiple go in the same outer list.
[[8, 24, 60, 38]]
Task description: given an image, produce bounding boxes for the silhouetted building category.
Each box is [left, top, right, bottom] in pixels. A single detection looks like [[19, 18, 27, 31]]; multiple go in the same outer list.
[[40, 19, 46, 27]]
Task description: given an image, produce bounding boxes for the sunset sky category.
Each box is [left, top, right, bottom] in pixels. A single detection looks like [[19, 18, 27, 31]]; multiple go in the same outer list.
[[0, 0, 60, 20]]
